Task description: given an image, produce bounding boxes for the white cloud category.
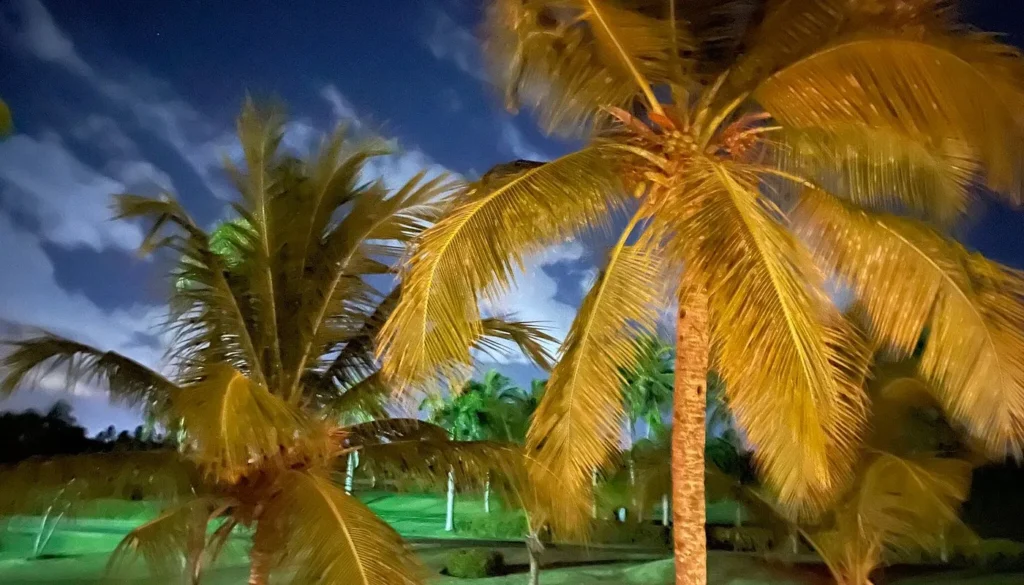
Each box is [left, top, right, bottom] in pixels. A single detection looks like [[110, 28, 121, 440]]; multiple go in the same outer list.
[[0, 212, 166, 431], [0, 133, 144, 252], [424, 8, 484, 81], [3, 0, 236, 201], [71, 114, 138, 159], [0, 0, 93, 77], [320, 85, 361, 126], [481, 243, 585, 363], [499, 120, 551, 161]]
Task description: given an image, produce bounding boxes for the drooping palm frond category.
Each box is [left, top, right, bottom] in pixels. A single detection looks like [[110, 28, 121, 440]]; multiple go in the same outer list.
[[114, 194, 266, 387], [806, 453, 973, 585], [259, 471, 423, 585], [314, 371, 391, 421], [527, 209, 665, 529], [660, 158, 871, 515], [475, 317, 557, 371], [755, 32, 1024, 199], [795, 190, 1024, 458], [0, 451, 200, 515], [357, 438, 521, 492], [377, 145, 629, 389], [172, 365, 329, 482], [771, 125, 978, 225], [483, 0, 691, 134], [722, 0, 847, 97], [1, 334, 179, 411], [106, 498, 225, 580], [338, 418, 449, 447]]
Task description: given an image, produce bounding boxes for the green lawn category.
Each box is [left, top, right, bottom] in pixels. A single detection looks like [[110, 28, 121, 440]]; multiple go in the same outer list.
[[0, 494, 1020, 584]]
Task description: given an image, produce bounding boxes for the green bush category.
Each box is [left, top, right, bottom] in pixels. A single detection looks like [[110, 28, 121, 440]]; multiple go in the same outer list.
[[443, 549, 506, 578], [454, 510, 527, 539], [591, 520, 669, 546]]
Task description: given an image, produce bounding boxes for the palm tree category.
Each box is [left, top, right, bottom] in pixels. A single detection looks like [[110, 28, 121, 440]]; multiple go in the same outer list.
[[0, 102, 554, 585], [376, 3, 1024, 583], [623, 335, 674, 443]]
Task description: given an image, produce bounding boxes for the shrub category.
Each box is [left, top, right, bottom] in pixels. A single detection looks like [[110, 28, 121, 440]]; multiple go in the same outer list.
[[454, 510, 527, 539], [591, 520, 669, 546], [443, 549, 505, 578]]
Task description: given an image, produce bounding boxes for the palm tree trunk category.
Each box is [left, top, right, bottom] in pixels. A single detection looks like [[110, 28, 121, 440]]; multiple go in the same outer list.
[[526, 532, 544, 585], [672, 288, 709, 585], [662, 493, 670, 527], [484, 473, 491, 514], [445, 467, 456, 532], [345, 451, 356, 495]]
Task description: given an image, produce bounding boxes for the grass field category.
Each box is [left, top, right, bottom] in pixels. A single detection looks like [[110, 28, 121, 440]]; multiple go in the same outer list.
[[0, 493, 1020, 584]]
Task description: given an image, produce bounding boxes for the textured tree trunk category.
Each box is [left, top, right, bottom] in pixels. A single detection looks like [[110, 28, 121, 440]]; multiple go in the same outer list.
[[672, 288, 709, 585], [445, 467, 456, 532], [345, 451, 356, 495], [484, 474, 491, 514], [248, 551, 270, 585], [526, 532, 544, 585]]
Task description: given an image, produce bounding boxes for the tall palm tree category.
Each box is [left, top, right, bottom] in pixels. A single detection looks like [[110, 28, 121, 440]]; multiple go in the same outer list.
[[0, 102, 554, 585], [623, 335, 674, 443], [376, 2, 1024, 583]]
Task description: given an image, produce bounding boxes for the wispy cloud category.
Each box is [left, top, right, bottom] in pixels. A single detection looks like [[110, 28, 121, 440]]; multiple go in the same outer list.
[[424, 7, 485, 81], [499, 119, 552, 161]]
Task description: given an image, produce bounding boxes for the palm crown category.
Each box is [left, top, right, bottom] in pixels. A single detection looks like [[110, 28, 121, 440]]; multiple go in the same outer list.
[[377, 0, 1024, 531], [0, 102, 553, 584]]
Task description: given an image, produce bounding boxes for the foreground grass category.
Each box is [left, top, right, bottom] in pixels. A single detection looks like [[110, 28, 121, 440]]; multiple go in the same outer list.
[[0, 495, 1020, 584]]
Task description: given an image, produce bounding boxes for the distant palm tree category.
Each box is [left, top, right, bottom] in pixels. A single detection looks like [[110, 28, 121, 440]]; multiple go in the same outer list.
[[0, 102, 552, 585], [622, 335, 674, 443], [376, 3, 1024, 583]]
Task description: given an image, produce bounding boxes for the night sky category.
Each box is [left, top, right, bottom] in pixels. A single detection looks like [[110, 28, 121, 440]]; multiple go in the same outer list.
[[1, 0, 1022, 433]]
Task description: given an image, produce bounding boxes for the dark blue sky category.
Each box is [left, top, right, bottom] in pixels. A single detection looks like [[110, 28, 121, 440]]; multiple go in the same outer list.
[[1, 0, 1022, 432]]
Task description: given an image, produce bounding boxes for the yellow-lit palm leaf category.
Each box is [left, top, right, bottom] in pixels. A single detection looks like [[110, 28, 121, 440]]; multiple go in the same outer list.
[[756, 33, 1024, 199], [107, 498, 222, 579], [663, 158, 870, 515], [260, 471, 423, 585], [172, 365, 323, 482], [527, 209, 665, 531], [773, 125, 978, 225], [796, 190, 1024, 458], [484, 0, 690, 133], [378, 145, 627, 388]]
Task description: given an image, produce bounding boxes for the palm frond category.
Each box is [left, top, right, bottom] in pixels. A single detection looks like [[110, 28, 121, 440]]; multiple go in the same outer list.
[[259, 471, 423, 585], [807, 452, 973, 582], [172, 364, 329, 482], [339, 418, 450, 447], [771, 125, 978, 225], [358, 439, 521, 491], [795, 189, 1024, 458], [526, 209, 665, 530], [114, 194, 266, 386], [476, 317, 558, 371], [1, 334, 179, 412], [287, 173, 457, 400], [484, 0, 691, 134], [723, 0, 847, 97], [314, 371, 391, 421], [755, 32, 1024, 200], [0, 451, 200, 515], [377, 145, 628, 389], [224, 100, 288, 390], [660, 158, 871, 515], [106, 498, 221, 579]]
